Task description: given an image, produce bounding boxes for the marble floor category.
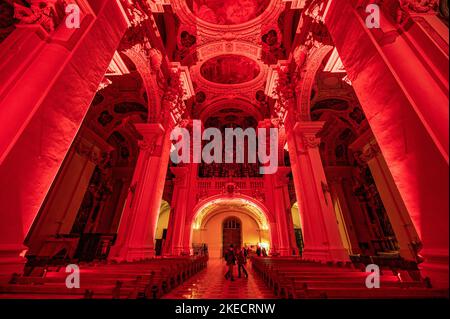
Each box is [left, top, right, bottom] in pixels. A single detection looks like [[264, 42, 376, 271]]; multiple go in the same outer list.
[[162, 258, 276, 299]]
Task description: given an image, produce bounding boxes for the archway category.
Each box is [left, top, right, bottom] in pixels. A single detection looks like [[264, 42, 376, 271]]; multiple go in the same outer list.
[[190, 196, 272, 259], [222, 217, 242, 257], [291, 202, 304, 255], [155, 200, 171, 256]]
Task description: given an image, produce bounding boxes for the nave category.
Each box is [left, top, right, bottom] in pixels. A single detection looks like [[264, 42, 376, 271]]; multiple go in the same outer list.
[[162, 259, 275, 299], [0, 0, 448, 299], [1, 256, 448, 299], [0, 256, 207, 299]]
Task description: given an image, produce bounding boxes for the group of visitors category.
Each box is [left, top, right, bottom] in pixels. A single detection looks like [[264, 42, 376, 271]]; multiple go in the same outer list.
[[256, 245, 268, 257], [223, 245, 249, 281]]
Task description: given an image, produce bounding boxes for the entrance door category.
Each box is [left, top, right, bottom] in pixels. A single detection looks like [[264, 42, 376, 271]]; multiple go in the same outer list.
[[222, 217, 241, 257]]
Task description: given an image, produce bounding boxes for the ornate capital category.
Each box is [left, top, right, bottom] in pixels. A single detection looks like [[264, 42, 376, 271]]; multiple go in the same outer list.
[[14, 0, 66, 33], [302, 134, 321, 149], [400, 0, 438, 14], [136, 123, 165, 156], [75, 140, 110, 166], [359, 142, 381, 163], [138, 137, 157, 154], [170, 167, 189, 187], [293, 121, 324, 153]]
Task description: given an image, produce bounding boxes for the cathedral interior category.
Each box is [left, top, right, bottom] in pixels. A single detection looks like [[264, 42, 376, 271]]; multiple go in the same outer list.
[[0, 0, 448, 299]]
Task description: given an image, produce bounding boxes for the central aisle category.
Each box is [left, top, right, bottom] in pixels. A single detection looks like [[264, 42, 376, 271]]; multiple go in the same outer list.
[[162, 258, 276, 299]]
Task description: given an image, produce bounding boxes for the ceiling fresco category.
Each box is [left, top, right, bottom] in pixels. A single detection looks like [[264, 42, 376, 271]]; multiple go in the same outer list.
[[200, 55, 260, 84], [187, 0, 270, 25]]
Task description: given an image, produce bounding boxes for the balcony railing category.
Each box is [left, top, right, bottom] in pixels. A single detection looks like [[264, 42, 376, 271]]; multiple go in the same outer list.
[[195, 177, 265, 202]]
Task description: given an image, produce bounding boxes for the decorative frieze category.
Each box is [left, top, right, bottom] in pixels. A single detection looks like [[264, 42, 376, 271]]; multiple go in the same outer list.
[[359, 142, 382, 163], [136, 123, 165, 157], [293, 121, 325, 154], [13, 0, 66, 33]]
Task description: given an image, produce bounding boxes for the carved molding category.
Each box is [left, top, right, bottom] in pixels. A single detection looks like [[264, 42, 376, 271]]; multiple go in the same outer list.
[[122, 44, 163, 122], [135, 123, 165, 157], [170, 0, 285, 38], [359, 142, 382, 163], [293, 121, 325, 153], [295, 44, 334, 121], [302, 134, 321, 149], [13, 0, 66, 33]]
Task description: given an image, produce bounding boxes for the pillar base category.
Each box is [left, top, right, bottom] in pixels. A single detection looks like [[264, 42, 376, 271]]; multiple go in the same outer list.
[[0, 245, 27, 279], [419, 249, 449, 289]]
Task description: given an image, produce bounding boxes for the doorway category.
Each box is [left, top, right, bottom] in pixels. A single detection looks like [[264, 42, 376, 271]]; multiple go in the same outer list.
[[222, 217, 241, 257]]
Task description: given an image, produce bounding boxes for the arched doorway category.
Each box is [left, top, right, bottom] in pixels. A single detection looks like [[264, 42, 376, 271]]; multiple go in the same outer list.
[[190, 196, 272, 259], [155, 200, 171, 256], [291, 202, 304, 255], [222, 217, 242, 257]]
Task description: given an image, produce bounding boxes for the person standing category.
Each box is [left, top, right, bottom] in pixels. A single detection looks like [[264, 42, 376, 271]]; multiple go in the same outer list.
[[236, 248, 248, 278], [262, 247, 268, 257], [224, 244, 236, 281], [256, 246, 262, 257]]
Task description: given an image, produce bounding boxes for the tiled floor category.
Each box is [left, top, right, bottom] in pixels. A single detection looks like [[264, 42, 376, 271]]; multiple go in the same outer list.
[[162, 259, 276, 299]]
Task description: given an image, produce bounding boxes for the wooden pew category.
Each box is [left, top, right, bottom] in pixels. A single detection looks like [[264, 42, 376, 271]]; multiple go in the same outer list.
[[251, 257, 447, 299]]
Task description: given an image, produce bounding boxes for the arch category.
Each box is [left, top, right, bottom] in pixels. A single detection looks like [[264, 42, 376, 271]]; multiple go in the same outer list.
[[188, 41, 270, 92], [199, 98, 263, 123], [171, 0, 285, 32], [222, 216, 243, 256], [189, 194, 274, 253], [155, 200, 171, 240], [291, 202, 302, 229], [122, 46, 162, 123], [295, 45, 334, 121], [192, 193, 273, 227]]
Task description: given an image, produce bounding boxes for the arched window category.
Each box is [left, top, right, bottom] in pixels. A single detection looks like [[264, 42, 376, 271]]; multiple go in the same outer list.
[[223, 217, 241, 229]]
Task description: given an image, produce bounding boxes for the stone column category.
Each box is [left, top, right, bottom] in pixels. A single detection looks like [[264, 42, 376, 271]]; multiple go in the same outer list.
[[164, 166, 189, 256], [292, 121, 349, 262], [0, 0, 128, 274], [109, 123, 170, 261], [265, 167, 298, 256], [25, 129, 113, 256], [326, 168, 362, 255], [326, 0, 449, 286], [350, 133, 421, 261]]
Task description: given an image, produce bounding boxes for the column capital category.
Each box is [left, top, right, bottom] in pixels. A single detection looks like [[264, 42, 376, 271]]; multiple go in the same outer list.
[[135, 123, 165, 138], [135, 123, 165, 156], [293, 121, 325, 152], [293, 121, 325, 136], [272, 166, 291, 186], [170, 166, 189, 187], [359, 142, 381, 163], [349, 130, 381, 164]]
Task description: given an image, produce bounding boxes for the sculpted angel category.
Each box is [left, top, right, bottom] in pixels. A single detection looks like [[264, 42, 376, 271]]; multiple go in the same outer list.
[[14, 1, 57, 32]]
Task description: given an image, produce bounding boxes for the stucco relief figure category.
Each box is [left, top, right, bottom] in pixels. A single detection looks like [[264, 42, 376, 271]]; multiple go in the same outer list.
[[189, 0, 269, 25], [262, 29, 286, 64], [397, 0, 438, 24], [402, 0, 438, 13], [0, 0, 15, 43], [13, 1, 65, 33]]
